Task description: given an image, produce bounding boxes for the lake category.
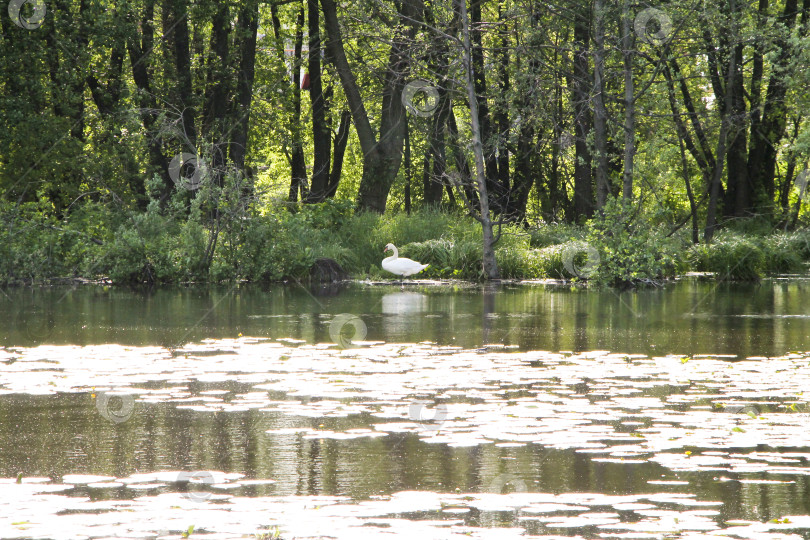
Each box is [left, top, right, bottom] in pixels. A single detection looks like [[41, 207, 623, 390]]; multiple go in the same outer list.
[[1, 279, 809, 539]]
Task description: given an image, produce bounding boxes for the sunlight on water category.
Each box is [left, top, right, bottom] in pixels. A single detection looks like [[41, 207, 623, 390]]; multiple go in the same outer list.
[[1, 335, 810, 539]]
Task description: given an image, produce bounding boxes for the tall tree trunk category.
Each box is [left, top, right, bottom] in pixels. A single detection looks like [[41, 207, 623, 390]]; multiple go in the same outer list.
[[447, 109, 480, 207], [326, 110, 352, 198], [724, 43, 749, 217], [163, 0, 196, 148], [305, 0, 332, 202], [508, 5, 540, 223], [592, 0, 610, 210], [128, 0, 171, 200], [620, 0, 635, 202], [705, 2, 739, 242], [405, 122, 413, 214], [202, 1, 229, 154], [495, 2, 510, 213], [288, 6, 307, 202], [320, 0, 422, 213], [747, 0, 801, 215], [460, 0, 499, 280], [470, 0, 502, 214], [229, 0, 259, 176], [669, 56, 716, 191], [572, 4, 594, 220], [422, 86, 451, 206]]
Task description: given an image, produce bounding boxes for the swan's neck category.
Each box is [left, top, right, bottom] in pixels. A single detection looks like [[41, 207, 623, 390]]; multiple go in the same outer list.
[[388, 246, 399, 259]]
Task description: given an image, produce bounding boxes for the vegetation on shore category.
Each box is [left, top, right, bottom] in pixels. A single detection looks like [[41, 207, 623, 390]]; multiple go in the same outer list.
[[2, 197, 807, 287]]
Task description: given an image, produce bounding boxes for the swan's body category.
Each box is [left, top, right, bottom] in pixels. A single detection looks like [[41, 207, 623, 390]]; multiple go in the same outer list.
[[382, 243, 429, 279]]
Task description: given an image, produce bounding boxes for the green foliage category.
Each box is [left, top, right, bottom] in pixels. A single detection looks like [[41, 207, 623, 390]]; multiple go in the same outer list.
[[2, 194, 806, 285], [689, 233, 765, 280], [103, 204, 209, 284], [528, 223, 586, 248], [0, 201, 63, 284], [404, 239, 482, 279], [689, 230, 809, 280], [535, 242, 583, 279], [495, 246, 544, 279], [583, 197, 683, 286]]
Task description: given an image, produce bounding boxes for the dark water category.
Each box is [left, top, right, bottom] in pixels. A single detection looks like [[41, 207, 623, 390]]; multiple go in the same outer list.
[[1, 280, 810, 539]]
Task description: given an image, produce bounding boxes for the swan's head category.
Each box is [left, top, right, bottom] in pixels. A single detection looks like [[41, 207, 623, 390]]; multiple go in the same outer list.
[[384, 243, 396, 253]]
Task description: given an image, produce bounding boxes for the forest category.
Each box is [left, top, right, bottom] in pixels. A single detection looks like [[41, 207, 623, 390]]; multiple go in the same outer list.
[[1, 0, 810, 285]]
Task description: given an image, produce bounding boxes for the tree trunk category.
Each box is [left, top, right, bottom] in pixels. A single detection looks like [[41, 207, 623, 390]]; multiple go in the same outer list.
[[724, 43, 749, 217], [320, 0, 422, 213], [202, 1, 229, 153], [620, 0, 635, 202], [469, 0, 502, 214], [705, 3, 739, 242], [495, 2, 510, 213], [229, 0, 259, 176], [460, 0, 499, 280], [572, 4, 594, 220], [127, 0, 171, 200], [747, 0, 801, 215], [326, 110, 352, 198], [592, 0, 610, 210], [326, 109, 352, 198], [163, 0, 196, 148], [288, 6, 307, 202], [405, 122, 412, 214], [447, 109, 480, 208], [305, 0, 332, 202]]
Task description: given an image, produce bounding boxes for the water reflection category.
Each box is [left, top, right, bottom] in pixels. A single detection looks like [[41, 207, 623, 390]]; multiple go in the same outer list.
[[0, 279, 809, 355], [381, 292, 428, 338]]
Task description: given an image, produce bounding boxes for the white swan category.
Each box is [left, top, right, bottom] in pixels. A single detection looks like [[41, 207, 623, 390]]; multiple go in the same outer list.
[[382, 243, 429, 282]]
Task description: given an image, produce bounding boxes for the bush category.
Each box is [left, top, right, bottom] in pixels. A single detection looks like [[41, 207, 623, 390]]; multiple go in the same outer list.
[[583, 197, 682, 286]]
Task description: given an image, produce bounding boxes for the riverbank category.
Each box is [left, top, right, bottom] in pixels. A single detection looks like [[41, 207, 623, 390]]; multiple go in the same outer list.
[[2, 199, 808, 287]]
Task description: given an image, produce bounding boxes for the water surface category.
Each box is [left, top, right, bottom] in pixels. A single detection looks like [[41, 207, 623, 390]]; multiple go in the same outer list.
[[1, 280, 809, 539]]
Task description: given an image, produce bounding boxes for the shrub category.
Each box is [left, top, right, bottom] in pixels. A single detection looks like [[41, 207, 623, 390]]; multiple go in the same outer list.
[[584, 197, 682, 286]]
